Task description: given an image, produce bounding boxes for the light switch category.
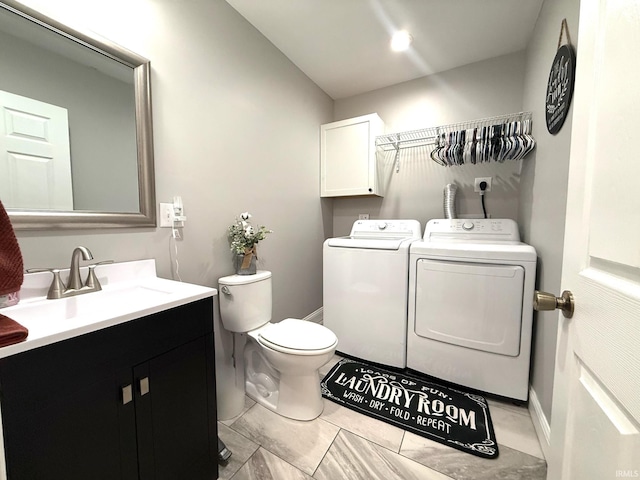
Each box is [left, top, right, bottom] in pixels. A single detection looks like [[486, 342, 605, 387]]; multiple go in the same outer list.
[[160, 203, 174, 227]]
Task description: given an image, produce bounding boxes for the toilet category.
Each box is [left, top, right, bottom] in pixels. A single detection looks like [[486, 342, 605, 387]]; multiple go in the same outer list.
[[218, 270, 338, 421]]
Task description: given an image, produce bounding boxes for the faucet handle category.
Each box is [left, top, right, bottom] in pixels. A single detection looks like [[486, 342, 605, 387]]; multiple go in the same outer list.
[[84, 260, 113, 290], [26, 268, 66, 299], [89, 260, 114, 267], [26, 267, 60, 274]]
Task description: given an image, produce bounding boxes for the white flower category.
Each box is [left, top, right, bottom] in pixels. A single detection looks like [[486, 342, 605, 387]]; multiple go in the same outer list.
[[228, 212, 273, 255]]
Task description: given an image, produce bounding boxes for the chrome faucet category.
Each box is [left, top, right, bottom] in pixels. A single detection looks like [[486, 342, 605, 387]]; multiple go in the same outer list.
[[26, 246, 113, 299]]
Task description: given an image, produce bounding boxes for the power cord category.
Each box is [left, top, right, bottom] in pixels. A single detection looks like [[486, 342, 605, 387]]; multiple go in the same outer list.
[[170, 196, 186, 282], [170, 226, 182, 281], [479, 181, 488, 219]]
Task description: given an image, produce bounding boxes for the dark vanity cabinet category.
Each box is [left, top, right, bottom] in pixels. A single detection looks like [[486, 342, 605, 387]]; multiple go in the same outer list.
[[0, 298, 218, 480]]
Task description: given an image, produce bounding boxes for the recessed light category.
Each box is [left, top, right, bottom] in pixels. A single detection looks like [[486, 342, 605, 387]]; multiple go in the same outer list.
[[391, 30, 413, 52]]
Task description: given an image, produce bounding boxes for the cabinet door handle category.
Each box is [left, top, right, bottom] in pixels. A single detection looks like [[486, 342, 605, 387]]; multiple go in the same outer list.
[[139, 376, 150, 396], [122, 384, 133, 405]]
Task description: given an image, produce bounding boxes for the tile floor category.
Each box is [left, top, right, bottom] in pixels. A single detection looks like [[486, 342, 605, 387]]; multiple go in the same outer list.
[[217, 356, 547, 480]]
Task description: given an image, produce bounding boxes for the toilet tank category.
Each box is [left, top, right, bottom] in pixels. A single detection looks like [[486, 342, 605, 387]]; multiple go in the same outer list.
[[218, 270, 272, 332]]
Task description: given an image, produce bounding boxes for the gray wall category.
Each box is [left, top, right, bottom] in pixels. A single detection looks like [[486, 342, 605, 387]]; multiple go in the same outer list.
[[14, 0, 334, 325], [332, 52, 526, 236], [520, 0, 580, 423]]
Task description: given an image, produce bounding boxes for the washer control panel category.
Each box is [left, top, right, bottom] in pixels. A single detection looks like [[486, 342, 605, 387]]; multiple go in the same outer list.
[[424, 219, 520, 241], [462, 221, 474, 231], [350, 219, 422, 238]]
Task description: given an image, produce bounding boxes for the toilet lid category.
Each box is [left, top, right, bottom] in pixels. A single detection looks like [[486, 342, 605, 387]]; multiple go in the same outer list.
[[258, 318, 337, 351]]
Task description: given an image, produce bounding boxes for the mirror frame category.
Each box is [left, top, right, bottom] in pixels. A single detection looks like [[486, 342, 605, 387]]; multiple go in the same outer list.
[[1, 0, 156, 230]]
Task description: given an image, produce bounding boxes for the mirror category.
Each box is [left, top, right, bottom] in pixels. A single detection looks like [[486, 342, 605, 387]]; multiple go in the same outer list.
[[0, 0, 155, 230]]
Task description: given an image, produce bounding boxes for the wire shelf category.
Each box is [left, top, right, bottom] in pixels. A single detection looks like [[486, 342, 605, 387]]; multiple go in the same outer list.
[[375, 111, 534, 171]]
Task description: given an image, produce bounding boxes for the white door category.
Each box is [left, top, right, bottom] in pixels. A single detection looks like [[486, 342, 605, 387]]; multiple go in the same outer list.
[[0, 90, 73, 210], [548, 1, 640, 478]]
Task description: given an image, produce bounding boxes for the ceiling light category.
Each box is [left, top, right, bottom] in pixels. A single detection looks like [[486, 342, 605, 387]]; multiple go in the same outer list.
[[391, 30, 413, 52]]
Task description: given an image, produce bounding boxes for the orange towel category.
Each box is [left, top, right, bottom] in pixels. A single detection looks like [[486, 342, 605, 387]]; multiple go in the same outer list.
[[0, 314, 28, 347], [0, 201, 23, 296]]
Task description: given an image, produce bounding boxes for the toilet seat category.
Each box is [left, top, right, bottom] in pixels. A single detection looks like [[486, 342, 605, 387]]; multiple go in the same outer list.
[[255, 319, 338, 355]]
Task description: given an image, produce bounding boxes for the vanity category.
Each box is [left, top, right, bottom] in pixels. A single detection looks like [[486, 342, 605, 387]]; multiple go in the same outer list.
[[0, 3, 219, 477], [0, 260, 218, 480]]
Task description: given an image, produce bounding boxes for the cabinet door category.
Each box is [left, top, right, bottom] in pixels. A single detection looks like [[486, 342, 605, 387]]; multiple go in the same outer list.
[[320, 113, 384, 197], [135, 334, 217, 480], [0, 329, 138, 480]]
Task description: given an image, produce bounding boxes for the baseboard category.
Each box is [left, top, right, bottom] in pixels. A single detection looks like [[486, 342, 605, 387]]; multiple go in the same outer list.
[[528, 386, 551, 460], [302, 307, 323, 324]]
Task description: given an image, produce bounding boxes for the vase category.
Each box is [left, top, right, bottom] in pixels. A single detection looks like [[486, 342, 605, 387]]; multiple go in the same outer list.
[[234, 253, 257, 275]]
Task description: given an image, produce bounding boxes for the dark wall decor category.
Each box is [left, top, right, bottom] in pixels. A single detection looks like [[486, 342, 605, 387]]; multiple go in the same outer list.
[[546, 19, 576, 135]]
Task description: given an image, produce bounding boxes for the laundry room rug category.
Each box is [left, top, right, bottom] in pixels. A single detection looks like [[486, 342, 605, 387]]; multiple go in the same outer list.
[[321, 358, 499, 459]]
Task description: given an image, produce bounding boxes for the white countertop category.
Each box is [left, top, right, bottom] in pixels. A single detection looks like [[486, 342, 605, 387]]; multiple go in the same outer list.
[[0, 259, 217, 360]]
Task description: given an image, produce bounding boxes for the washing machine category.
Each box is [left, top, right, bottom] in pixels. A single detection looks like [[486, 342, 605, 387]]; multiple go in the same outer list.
[[323, 219, 422, 368], [407, 218, 536, 401]]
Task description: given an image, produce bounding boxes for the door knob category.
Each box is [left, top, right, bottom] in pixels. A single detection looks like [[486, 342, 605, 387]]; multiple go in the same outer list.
[[533, 290, 575, 318]]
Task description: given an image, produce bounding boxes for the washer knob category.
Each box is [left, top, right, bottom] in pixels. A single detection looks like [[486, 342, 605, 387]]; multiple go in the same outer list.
[[377, 222, 387, 230], [462, 222, 474, 230]]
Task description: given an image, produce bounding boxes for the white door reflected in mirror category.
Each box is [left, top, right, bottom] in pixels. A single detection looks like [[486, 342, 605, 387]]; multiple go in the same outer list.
[[0, 90, 72, 210]]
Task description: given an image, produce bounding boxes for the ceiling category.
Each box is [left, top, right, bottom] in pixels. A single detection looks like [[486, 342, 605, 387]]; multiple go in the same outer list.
[[225, 0, 545, 100]]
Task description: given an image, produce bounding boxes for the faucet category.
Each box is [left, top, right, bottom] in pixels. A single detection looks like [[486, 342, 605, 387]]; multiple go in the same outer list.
[[67, 246, 93, 290], [26, 246, 112, 299]]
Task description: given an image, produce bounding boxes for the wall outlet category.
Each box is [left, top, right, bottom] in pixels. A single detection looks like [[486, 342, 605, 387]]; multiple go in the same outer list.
[[358, 213, 370, 220], [474, 177, 492, 192]]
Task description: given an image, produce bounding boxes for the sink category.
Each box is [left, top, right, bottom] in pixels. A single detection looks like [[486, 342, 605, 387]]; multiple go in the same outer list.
[[8, 284, 172, 323], [0, 259, 216, 358]]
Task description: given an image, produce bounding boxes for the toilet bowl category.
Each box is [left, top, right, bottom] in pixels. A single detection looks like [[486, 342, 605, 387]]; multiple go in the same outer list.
[[219, 271, 338, 421]]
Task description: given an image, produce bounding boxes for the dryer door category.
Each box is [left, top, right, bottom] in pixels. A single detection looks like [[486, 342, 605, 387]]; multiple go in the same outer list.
[[414, 259, 524, 356]]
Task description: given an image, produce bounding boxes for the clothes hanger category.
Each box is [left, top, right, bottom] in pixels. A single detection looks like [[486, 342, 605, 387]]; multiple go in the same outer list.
[[519, 119, 536, 159]]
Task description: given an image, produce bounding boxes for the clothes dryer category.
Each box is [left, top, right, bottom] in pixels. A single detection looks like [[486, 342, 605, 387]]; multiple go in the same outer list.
[[323, 219, 422, 368], [407, 219, 536, 401]]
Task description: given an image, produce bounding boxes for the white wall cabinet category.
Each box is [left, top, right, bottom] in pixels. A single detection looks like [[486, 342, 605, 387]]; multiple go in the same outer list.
[[320, 113, 384, 197]]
